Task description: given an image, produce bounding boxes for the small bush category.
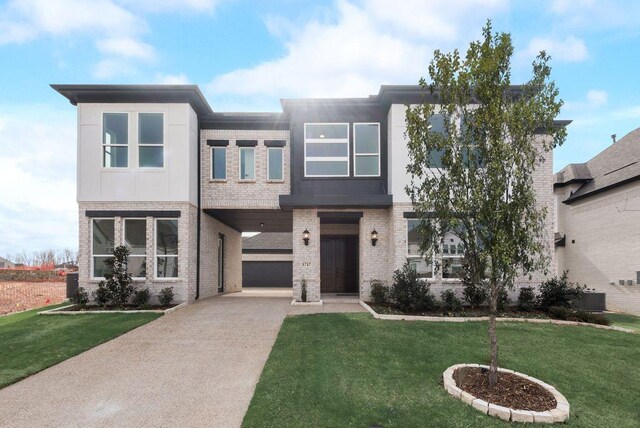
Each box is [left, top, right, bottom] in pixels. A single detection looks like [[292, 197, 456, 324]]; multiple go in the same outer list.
[[463, 280, 488, 308], [537, 272, 585, 311], [93, 283, 110, 307], [71, 287, 89, 306], [131, 288, 150, 307], [158, 287, 174, 306], [440, 289, 463, 312], [370, 279, 387, 304], [574, 310, 611, 326], [517, 287, 537, 312], [549, 306, 611, 325], [301, 277, 307, 302], [389, 261, 436, 312], [548, 306, 572, 320], [497, 288, 510, 312]]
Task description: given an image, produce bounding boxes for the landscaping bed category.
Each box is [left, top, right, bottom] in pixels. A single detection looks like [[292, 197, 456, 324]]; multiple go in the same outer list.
[[369, 302, 549, 319], [51, 303, 178, 312]]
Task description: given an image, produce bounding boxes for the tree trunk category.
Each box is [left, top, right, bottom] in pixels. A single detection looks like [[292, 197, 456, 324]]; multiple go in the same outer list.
[[488, 281, 499, 386]]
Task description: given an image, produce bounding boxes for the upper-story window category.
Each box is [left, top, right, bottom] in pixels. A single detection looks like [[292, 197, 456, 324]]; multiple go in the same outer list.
[[304, 123, 349, 177], [103, 113, 128, 168], [354, 123, 380, 177], [267, 147, 284, 181], [211, 147, 227, 180], [239, 147, 255, 180], [427, 114, 446, 168], [138, 113, 164, 168]]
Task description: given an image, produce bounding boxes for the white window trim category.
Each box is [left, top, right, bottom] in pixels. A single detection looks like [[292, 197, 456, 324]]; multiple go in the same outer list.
[[210, 146, 227, 181], [123, 218, 147, 279], [91, 218, 115, 280], [102, 112, 129, 169], [304, 123, 350, 177], [154, 218, 179, 280], [137, 112, 166, 169], [238, 146, 256, 181], [267, 146, 284, 181], [353, 122, 381, 177]]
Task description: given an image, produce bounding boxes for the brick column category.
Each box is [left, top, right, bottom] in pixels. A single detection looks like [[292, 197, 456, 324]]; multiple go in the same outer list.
[[292, 209, 321, 302]]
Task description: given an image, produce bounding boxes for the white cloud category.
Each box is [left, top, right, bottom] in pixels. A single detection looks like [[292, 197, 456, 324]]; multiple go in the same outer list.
[[93, 59, 138, 79], [207, 0, 508, 106], [612, 106, 640, 120], [523, 35, 588, 63], [155, 73, 190, 84], [118, 0, 228, 13], [586, 89, 608, 108], [96, 37, 156, 61]]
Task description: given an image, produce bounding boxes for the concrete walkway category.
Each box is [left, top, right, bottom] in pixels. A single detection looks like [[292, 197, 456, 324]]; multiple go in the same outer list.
[[0, 290, 293, 428]]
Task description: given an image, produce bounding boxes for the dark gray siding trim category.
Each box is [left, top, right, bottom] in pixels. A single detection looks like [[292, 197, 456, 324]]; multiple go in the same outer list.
[[243, 261, 293, 287], [236, 140, 258, 147], [242, 249, 293, 254], [199, 112, 290, 130], [280, 194, 392, 209], [207, 139, 229, 146], [318, 211, 363, 219], [403, 212, 417, 219], [264, 140, 286, 147], [86, 210, 181, 218]]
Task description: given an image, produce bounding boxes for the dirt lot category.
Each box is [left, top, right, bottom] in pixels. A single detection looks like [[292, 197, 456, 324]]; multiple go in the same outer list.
[[0, 281, 67, 315]]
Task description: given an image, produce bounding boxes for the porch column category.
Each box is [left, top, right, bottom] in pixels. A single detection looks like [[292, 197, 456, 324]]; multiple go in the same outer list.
[[292, 208, 321, 302]]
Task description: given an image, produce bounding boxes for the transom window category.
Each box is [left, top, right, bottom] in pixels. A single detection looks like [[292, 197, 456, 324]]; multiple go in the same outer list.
[[406, 219, 465, 280], [156, 219, 179, 278], [211, 147, 227, 180], [304, 123, 349, 177], [354, 123, 380, 176], [103, 113, 128, 168], [92, 219, 115, 278], [138, 113, 164, 168], [239, 147, 255, 180], [267, 147, 284, 181], [124, 219, 147, 278]]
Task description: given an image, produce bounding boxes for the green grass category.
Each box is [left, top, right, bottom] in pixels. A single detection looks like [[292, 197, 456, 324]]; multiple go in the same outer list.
[[243, 314, 640, 427], [606, 312, 640, 331], [0, 303, 161, 389]]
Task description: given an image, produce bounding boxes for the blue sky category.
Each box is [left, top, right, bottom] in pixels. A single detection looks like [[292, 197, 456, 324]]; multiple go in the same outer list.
[[0, 0, 639, 256]]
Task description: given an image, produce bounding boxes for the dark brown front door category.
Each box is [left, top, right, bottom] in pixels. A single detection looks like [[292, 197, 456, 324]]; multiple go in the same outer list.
[[320, 236, 358, 293]]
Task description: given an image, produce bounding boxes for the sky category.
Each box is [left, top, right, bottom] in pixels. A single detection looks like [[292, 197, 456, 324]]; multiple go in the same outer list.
[[0, 0, 639, 256]]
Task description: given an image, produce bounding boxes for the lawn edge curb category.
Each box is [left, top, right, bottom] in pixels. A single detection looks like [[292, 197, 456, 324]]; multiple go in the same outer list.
[[443, 364, 570, 423], [38, 301, 187, 315], [359, 301, 636, 333]]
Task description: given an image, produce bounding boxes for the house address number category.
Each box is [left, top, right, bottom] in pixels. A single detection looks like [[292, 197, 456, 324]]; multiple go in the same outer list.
[[302, 262, 312, 267]]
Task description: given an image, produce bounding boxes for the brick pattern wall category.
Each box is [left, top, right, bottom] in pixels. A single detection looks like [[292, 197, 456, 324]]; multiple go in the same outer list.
[[359, 209, 391, 300], [78, 201, 197, 304], [292, 209, 320, 302], [556, 180, 640, 315], [201, 129, 290, 209], [199, 213, 242, 299]]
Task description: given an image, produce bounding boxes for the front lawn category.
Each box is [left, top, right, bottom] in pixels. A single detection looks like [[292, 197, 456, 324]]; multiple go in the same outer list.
[[0, 303, 161, 389], [243, 313, 640, 427], [606, 312, 640, 332]]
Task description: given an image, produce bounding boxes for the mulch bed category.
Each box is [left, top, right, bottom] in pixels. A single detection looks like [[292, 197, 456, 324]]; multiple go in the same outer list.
[[58, 304, 177, 312], [369, 302, 548, 319], [453, 366, 557, 411]]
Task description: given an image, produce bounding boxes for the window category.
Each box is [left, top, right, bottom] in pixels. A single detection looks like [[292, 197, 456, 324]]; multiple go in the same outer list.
[[442, 231, 465, 279], [354, 123, 380, 176], [103, 113, 128, 168], [92, 219, 115, 278], [138, 113, 164, 167], [304, 123, 349, 177], [124, 219, 146, 278], [267, 147, 283, 181], [211, 147, 226, 180], [407, 219, 433, 279], [428, 114, 446, 168], [156, 219, 178, 278], [239, 147, 255, 180]]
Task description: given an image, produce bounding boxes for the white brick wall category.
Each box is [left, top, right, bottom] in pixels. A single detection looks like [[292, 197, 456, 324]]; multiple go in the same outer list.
[[556, 180, 640, 315], [201, 129, 290, 209], [292, 209, 321, 302]]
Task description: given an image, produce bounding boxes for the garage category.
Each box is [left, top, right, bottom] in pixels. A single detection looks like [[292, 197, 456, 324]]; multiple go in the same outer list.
[[242, 233, 293, 288]]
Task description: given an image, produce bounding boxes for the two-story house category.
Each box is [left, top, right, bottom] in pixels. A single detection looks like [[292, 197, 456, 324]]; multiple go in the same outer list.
[[54, 84, 562, 304]]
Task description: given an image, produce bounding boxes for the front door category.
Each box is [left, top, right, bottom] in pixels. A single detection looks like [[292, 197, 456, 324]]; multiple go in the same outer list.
[[320, 236, 358, 294], [218, 233, 225, 292]]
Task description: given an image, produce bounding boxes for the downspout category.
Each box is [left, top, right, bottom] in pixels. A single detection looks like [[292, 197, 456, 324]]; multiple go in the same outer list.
[[196, 123, 201, 300]]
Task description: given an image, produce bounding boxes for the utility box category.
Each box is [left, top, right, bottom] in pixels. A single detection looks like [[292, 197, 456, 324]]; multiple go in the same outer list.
[[66, 272, 79, 298]]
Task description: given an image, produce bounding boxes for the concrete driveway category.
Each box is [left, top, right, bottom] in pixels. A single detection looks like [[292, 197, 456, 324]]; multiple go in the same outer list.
[[0, 289, 292, 428]]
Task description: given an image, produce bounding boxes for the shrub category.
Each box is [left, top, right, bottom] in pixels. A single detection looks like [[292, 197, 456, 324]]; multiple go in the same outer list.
[[517, 287, 537, 312], [574, 310, 611, 326], [462, 277, 488, 308], [131, 288, 150, 308], [93, 283, 110, 307], [158, 287, 174, 306], [537, 272, 585, 311], [301, 277, 307, 302], [440, 289, 463, 312], [389, 261, 436, 312], [71, 286, 89, 306], [497, 288, 510, 312], [370, 279, 387, 304], [97, 246, 135, 308], [548, 306, 572, 320]]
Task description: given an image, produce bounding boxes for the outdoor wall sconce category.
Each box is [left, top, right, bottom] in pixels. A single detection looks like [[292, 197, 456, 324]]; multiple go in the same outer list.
[[371, 229, 378, 246], [303, 229, 310, 246]]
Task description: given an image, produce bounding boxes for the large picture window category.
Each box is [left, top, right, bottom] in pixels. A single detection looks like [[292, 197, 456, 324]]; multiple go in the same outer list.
[[354, 123, 380, 176], [239, 147, 255, 180], [442, 231, 465, 279], [267, 147, 283, 181], [304, 123, 349, 177], [92, 219, 115, 278], [156, 219, 178, 278], [124, 219, 147, 278], [406, 219, 433, 279], [211, 147, 226, 180], [138, 113, 164, 168], [103, 113, 128, 168], [406, 219, 465, 280]]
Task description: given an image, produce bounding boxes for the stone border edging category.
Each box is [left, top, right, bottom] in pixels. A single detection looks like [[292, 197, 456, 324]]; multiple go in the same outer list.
[[38, 301, 187, 315], [443, 364, 570, 423], [291, 300, 323, 306], [359, 301, 636, 333]]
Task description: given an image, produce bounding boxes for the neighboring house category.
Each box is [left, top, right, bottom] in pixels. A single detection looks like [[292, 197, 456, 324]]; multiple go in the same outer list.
[[555, 127, 640, 315], [242, 233, 292, 287], [54, 84, 564, 304], [0, 256, 16, 269]]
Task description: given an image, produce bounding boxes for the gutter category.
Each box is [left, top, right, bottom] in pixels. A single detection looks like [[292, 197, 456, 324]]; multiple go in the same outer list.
[[196, 123, 201, 300]]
